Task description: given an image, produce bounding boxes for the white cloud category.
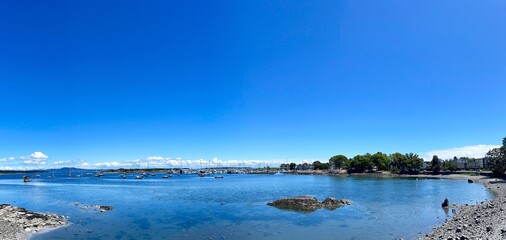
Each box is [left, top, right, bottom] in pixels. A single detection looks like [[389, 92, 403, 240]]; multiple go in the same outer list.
[[425, 144, 500, 160], [146, 156, 166, 161], [0, 157, 15, 162], [0, 166, 16, 170], [20, 152, 49, 165], [86, 156, 317, 169], [52, 159, 90, 167], [1, 152, 321, 170], [30, 152, 48, 160], [94, 161, 130, 168]]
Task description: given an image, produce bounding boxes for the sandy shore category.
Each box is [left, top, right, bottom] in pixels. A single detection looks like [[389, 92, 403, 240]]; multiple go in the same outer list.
[[0, 204, 67, 240]]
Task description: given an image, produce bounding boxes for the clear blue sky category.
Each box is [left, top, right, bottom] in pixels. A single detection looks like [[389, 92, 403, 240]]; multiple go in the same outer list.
[[1, 0, 505, 168]]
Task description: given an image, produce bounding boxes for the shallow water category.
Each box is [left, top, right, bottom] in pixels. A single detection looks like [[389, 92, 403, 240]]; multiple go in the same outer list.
[[0, 172, 492, 240]]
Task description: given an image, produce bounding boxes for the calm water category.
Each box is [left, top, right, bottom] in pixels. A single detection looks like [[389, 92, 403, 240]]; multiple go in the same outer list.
[[0, 171, 492, 240]]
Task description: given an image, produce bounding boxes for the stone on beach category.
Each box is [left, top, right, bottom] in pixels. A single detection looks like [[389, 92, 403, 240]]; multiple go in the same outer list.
[[0, 204, 67, 240], [422, 177, 506, 240]]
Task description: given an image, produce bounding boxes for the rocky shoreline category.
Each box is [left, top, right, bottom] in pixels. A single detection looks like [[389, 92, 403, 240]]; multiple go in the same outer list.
[[421, 176, 506, 240], [0, 204, 67, 240]]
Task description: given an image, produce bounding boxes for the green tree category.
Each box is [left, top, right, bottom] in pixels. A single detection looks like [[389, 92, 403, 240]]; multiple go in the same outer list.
[[279, 164, 287, 170], [371, 152, 390, 171], [389, 152, 406, 172], [442, 160, 457, 172], [487, 146, 506, 177], [403, 153, 423, 173], [289, 163, 296, 170], [329, 155, 348, 169], [350, 154, 374, 173], [431, 155, 441, 174], [313, 161, 329, 170]]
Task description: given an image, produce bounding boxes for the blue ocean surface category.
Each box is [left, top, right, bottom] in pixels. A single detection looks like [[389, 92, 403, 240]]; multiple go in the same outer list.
[[0, 171, 492, 240]]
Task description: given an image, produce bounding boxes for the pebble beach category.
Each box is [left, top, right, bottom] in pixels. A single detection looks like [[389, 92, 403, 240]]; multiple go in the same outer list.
[[422, 176, 506, 240], [0, 204, 66, 240]]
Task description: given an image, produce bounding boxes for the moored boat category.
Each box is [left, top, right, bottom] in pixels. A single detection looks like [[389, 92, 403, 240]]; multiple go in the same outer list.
[[23, 176, 32, 182]]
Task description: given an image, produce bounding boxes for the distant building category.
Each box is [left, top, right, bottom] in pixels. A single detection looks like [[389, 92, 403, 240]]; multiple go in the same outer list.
[[296, 163, 313, 170], [483, 157, 491, 169], [467, 158, 484, 169], [451, 158, 485, 170], [422, 161, 432, 170], [453, 159, 467, 169]]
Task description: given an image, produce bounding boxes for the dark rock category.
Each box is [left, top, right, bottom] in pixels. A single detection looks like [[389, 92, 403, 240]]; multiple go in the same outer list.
[[487, 226, 493, 232], [321, 197, 351, 209], [467, 179, 474, 183], [442, 198, 449, 208], [99, 206, 113, 212], [267, 196, 350, 212], [267, 196, 322, 211]]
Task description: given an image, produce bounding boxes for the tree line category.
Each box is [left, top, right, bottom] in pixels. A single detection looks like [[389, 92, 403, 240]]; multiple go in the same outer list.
[[280, 135, 506, 176], [328, 152, 424, 173], [486, 136, 506, 177]]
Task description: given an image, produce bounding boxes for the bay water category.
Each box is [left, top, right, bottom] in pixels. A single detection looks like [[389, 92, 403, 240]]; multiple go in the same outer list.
[[0, 172, 492, 239]]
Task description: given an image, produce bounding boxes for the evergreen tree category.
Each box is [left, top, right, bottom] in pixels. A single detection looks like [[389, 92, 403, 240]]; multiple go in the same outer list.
[[431, 155, 441, 174]]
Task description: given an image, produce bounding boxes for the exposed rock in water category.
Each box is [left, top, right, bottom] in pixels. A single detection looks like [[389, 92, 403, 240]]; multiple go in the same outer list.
[[468, 179, 474, 183], [99, 206, 113, 212], [321, 197, 351, 209], [267, 196, 321, 211], [442, 198, 449, 208], [267, 196, 350, 212]]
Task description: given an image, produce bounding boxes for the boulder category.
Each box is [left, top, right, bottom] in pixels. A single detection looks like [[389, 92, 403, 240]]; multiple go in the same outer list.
[[268, 196, 350, 212], [99, 206, 113, 212], [321, 197, 351, 209], [267, 196, 322, 211], [442, 198, 449, 208]]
